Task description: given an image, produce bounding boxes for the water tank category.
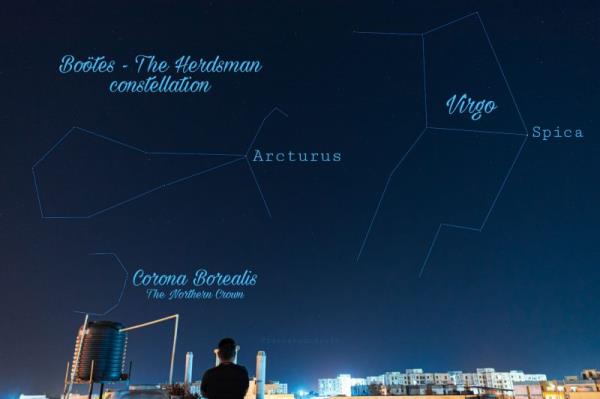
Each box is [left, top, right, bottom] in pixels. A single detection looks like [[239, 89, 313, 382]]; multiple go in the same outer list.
[[71, 321, 128, 382]]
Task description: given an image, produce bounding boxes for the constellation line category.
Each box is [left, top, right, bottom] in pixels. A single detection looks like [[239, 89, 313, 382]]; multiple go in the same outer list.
[[356, 127, 428, 261], [354, 12, 530, 279], [418, 136, 528, 278], [246, 158, 273, 219], [33, 107, 286, 219], [353, 30, 421, 36], [428, 126, 527, 137], [73, 252, 128, 316]]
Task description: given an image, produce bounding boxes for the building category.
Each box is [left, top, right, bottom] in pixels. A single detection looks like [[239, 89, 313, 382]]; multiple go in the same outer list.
[[515, 382, 544, 399], [320, 374, 390, 397], [541, 379, 600, 399], [581, 370, 600, 382], [351, 384, 370, 396], [366, 375, 386, 386], [319, 374, 354, 397], [266, 381, 289, 395], [320, 368, 547, 397], [323, 395, 477, 399], [246, 378, 293, 399], [351, 378, 386, 396]]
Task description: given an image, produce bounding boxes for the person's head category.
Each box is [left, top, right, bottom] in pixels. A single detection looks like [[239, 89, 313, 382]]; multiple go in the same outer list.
[[217, 337, 237, 362]]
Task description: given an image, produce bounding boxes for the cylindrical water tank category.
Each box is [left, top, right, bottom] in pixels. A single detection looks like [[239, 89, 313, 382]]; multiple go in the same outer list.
[[71, 321, 128, 382]]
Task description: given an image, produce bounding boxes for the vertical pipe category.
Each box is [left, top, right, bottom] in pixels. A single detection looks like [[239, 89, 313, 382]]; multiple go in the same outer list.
[[62, 361, 70, 397], [67, 314, 89, 399], [120, 314, 180, 386], [88, 359, 94, 399], [184, 352, 194, 388], [99, 382, 105, 399], [234, 345, 240, 364], [87, 359, 95, 399], [168, 314, 179, 385], [214, 348, 220, 366], [127, 360, 133, 388], [256, 351, 266, 399]]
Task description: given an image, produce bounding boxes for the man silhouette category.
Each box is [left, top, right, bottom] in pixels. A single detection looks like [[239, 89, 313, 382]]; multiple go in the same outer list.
[[201, 338, 249, 399]]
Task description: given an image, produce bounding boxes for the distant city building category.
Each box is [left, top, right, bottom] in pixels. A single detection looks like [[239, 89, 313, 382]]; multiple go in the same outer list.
[[582, 370, 600, 381], [266, 380, 289, 395], [564, 380, 598, 392], [319, 368, 547, 397], [515, 382, 544, 399], [443, 368, 546, 391], [541, 379, 599, 399], [351, 384, 370, 396], [319, 374, 354, 396], [246, 378, 292, 399]]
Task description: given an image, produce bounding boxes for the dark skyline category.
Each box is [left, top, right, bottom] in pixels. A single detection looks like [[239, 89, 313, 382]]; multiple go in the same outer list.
[[1, 1, 598, 397]]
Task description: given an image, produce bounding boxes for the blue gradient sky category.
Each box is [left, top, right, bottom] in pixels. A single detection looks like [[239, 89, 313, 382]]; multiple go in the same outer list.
[[1, 0, 598, 396]]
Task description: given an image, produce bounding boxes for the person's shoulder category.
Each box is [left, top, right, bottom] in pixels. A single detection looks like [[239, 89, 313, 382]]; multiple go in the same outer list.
[[203, 366, 219, 377], [232, 364, 249, 375]]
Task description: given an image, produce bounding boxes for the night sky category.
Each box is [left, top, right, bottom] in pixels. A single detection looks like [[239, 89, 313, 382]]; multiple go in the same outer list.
[[1, 1, 599, 397]]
